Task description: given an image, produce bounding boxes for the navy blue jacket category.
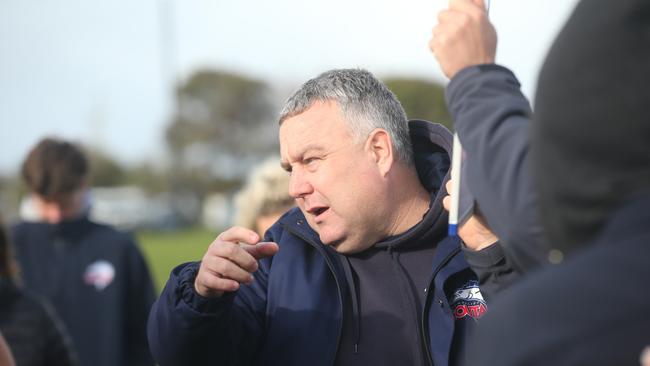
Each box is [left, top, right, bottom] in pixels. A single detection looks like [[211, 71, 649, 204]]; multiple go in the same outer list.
[[148, 121, 512, 366], [11, 218, 155, 366], [446, 65, 548, 271]]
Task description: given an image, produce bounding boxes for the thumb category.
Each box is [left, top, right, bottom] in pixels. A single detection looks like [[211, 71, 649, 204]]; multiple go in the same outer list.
[[243, 241, 280, 260], [472, 0, 487, 12]]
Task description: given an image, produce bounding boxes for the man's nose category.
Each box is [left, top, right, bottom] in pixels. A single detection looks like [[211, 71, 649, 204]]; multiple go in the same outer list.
[[288, 170, 313, 199]]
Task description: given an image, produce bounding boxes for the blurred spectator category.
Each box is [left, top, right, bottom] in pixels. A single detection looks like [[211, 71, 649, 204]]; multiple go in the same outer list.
[[232, 156, 294, 236], [0, 215, 77, 366], [10, 138, 155, 366]]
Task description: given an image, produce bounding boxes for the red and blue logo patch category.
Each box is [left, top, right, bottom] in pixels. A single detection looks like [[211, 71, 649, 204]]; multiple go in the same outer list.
[[450, 280, 487, 319]]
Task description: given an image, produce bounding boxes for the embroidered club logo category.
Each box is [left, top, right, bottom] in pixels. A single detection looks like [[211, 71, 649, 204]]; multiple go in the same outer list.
[[83, 260, 115, 291], [451, 280, 487, 319]]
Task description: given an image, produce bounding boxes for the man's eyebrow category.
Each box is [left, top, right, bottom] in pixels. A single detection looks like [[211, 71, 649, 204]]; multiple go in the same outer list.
[[281, 144, 326, 171]]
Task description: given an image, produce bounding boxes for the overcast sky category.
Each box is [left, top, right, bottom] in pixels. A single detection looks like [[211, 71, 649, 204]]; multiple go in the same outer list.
[[0, 0, 580, 174]]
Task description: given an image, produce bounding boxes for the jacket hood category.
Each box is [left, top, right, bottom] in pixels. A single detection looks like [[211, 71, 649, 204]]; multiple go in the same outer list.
[[374, 120, 453, 249], [278, 120, 454, 250], [532, 0, 650, 252]]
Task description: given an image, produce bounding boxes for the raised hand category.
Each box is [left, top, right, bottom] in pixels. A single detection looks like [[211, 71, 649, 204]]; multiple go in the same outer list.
[[429, 0, 497, 79], [443, 178, 498, 251], [194, 226, 279, 298]]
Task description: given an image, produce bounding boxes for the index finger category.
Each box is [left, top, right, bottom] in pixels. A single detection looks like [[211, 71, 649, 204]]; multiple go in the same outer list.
[[445, 178, 453, 194], [217, 226, 260, 245], [242, 241, 280, 260]]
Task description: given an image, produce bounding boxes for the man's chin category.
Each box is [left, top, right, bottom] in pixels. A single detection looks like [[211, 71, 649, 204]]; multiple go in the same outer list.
[[323, 238, 362, 255], [328, 240, 346, 252], [319, 232, 347, 252]]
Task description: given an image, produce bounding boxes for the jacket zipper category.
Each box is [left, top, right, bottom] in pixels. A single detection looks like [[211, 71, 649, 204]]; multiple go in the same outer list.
[[283, 222, 345, 366], [421, 246, 462, 366]]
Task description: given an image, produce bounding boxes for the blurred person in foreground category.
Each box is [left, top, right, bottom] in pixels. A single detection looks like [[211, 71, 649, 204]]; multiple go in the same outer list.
[[10, 138, 156, 366], [432, 0, 650, 363], [0, 215, 77, 366], [232, 156, 295, 237], [148, 68, 515, 366]]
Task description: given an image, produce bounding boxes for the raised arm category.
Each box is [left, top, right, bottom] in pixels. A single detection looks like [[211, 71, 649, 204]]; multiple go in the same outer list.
[[430, 0, 549, 271]]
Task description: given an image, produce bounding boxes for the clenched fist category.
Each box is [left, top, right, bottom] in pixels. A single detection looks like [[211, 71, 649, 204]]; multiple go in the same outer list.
[[194, 226, 279, 298], [429, 0, 497, 79]]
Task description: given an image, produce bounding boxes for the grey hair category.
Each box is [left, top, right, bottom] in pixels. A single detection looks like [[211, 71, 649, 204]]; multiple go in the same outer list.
[[279, 68, 413, 165]]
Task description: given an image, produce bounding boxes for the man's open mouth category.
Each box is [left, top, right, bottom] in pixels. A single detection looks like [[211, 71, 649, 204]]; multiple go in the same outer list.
[[314, 207, 328, 216], [307, 205, 329, 221]]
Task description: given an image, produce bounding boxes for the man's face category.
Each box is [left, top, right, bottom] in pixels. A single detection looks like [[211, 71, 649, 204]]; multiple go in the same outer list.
[[34, 189, 86, 224], [279, 101, 389, 254]]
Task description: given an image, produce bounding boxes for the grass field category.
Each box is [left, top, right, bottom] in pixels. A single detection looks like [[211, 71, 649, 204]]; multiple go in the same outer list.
[[136, 228, 218, 294]]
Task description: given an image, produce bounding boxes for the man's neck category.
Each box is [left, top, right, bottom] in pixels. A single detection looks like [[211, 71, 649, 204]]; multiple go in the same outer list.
[[385, 166, 431, 237]]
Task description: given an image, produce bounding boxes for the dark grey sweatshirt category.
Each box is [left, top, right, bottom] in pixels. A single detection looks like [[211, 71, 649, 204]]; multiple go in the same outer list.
[[334, 121, 516, 366]]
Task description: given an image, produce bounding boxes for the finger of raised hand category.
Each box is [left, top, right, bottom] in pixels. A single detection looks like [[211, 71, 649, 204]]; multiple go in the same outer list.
[[437, 9, 455, 25], [242, 242, 280, 260], [209, 241, 259, 273], [195, 269, 239, 297], [443, 195, 452, 212], [470, 0, 486, 11], [217, 226, 260, 246], [203, 255, 255, 285]]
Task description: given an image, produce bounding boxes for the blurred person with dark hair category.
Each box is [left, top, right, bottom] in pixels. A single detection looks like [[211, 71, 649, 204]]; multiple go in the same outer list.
[[232, 156, 294, 237], [0, 215, 77, 366], [10, 138, 156, 366]]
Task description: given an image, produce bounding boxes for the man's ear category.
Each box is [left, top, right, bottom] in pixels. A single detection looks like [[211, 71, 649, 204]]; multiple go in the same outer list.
[[365, 128, 394, 177]]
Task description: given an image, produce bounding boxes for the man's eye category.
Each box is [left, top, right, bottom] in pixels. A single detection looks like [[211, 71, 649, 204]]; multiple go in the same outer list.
[[281, 165, 292, 176], [304, 157, 320, 167]]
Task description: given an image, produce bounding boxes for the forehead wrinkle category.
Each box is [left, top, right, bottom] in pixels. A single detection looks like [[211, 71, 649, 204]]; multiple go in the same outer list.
[[279, 100, 352, 167], [281, 142, 326, 167]]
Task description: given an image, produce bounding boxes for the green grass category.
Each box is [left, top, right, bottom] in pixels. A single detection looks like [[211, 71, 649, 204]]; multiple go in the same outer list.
[[136, 227, 218, 294]]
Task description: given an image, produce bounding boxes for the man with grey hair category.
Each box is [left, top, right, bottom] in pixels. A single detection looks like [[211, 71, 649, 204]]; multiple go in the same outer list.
[[148, 68, 512, 366]]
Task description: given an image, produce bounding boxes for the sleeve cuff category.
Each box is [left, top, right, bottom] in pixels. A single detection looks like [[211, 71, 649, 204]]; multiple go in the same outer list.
[[175, 262, 236, 314], [446, 64, 519, 111], [461, 240, 505, 269]]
